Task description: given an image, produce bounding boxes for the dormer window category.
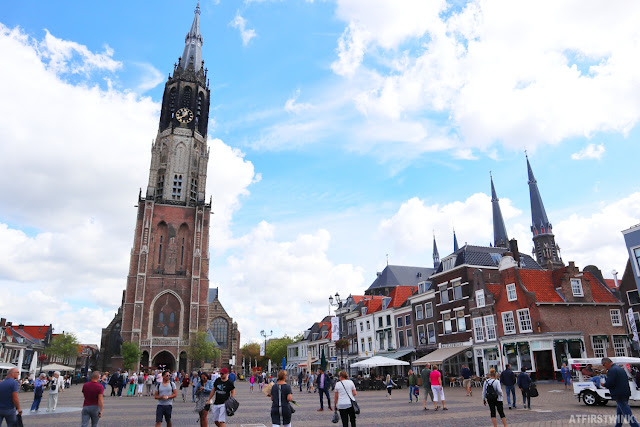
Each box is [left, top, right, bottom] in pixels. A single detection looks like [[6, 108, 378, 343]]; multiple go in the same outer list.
[[322, 331, 328, 339], [312, 333, 319, 340], [361, 307, 367, 315], [571, 278, 584, 297]]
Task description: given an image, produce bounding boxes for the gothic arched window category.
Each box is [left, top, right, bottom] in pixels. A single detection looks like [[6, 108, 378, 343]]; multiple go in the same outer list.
[[169, 88, 177, 117], [182, 87, 192, 107], [154, 293, 181, 337], [211, 317, 228, 348]]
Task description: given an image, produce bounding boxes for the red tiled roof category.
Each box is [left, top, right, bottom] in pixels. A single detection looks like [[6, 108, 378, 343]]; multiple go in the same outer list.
[[19, 326, 50, 340], [518, 270, 564, 303], [365, 298, 383, 314], [486, 284, 501, 296], [604, 279, 618, 290], [351, 296, 365, 304], [584, 272, 620, 304], [388, 286, 417, 308]]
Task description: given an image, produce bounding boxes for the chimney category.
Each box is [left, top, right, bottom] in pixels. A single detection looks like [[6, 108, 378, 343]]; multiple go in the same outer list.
[[613, 270, 619, 288], [509, 239, 521, 266], [18, 324, 24, 330], [0, 318, 5, 327]]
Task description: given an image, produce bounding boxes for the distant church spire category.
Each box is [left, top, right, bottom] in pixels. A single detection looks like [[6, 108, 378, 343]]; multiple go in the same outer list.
[[526, 155, 563, 268], [180, 2, 203, 72], [453, 229, 459, 252], [491, 173, 509, 248], [433, 233, 440, 269]]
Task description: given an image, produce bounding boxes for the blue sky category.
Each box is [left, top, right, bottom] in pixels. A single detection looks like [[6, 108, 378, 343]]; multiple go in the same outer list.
[[2, 0, 640, 344]]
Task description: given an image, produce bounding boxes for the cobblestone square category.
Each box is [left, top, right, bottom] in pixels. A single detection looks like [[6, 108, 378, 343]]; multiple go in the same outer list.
[[16, 381, 640, 426]]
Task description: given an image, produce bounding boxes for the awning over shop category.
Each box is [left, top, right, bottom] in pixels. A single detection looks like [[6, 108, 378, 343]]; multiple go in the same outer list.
[[413, 346, 471, 366], [298, 359, 318, 368], [384, 349, 414, 360]]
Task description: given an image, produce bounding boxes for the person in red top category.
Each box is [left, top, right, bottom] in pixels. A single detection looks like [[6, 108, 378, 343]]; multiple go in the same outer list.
[[82, 371, 104, 427], [429, 364, 447, 411], [180, 374, 191, 402]]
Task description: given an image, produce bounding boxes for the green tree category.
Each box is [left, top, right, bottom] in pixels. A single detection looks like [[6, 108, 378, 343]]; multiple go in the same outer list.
[[121, 342, 141, 371], [266, 335, 296, 366], [47, 332, 80, 364], [188, 331, 221, 368]]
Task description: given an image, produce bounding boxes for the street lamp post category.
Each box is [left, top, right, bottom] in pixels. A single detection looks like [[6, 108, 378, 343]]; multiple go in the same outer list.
[[329, 292, 343, 371], [260, 329, 272, 373]]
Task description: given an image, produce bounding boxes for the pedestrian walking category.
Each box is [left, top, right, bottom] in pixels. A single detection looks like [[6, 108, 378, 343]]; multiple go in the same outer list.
[[47, 371, 65, 412], [483, 369, 507, 427], [298, 370, 304, 393], [127, 372, 137, 396], [155, 371, 177, 427], [81, 371, 104, 427], [602, 357, 640, 427], [461, 364, 472, 397], [117, 371, 125, 397], [146, 372, 154, 396], [30, 373, 46, 412], [430, 365, 447, 410], [334, 370, 357, 427], [229, 370, 236, 383], [108, 370, 119, 397], [194, 372, 213, 427], [420, 364, 434, 411], [0, 367, 22, 426], [180, 374, 190, 402], [190, 372, 199, 402], [500, 364, 517, 409], [269, 370, 293, 427], [137, 372, 144, 397], [517, 367, 531, 410], [316, 368, 332, 411], [385, 374, 396, 399], [207, 367, 235, 427], [561, 363, 571, 390], [408, 370, 418, 403], [250, 374, 255, 393], [258, 373, 265, 391]]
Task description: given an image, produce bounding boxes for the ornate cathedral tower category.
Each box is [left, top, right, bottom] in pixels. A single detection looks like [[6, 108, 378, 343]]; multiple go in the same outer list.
[[119, 3, 211, 371], [491, 174, 509, 248], [527, 156, 563, 269]]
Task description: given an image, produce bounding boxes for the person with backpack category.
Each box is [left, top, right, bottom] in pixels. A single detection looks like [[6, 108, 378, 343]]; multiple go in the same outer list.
[[483, 369, 506, 427], [517, 367, 532, 410], [154, 371, 177, 427]]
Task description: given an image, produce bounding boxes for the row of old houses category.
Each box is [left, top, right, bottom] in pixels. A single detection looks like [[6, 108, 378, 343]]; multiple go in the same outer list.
[[287, 158, 640, 381], [0, 318, 98, 379]]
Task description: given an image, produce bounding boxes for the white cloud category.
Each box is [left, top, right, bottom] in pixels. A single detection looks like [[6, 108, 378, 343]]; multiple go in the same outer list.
[[284, 89, 312, 114], [230, 13, 257, 46], [0, 25, 258, 344], [571, 143, 605, 160], [216, 223, 365, 342], [329, 0, 640, 152]]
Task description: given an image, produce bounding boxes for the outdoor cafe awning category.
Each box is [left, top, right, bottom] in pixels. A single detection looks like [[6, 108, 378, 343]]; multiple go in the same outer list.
[[298, 359, 318, 367], [413, 346, 471, 366], [0, 363, 18, 370], [384, 349, 414, 359]]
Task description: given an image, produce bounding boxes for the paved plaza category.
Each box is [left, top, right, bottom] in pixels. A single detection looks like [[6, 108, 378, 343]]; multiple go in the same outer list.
[[15, 381, 640, 426]]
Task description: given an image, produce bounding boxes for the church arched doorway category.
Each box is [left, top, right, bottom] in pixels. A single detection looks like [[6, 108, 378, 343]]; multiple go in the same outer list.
[[152, 351, 176, 371], [141, 351, 150, 369], [179, 351, 188, 372]]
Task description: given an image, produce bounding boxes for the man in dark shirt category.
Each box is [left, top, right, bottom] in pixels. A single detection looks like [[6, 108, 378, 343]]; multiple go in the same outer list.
[[500, 364, 517, 409], [602, 357, 640, 427], [81, 371, 104, 427], [208, 368, 235, 427], [421, 364, 434, 410], [0, 368, 21, 426], [298, 370, 304, 392], [316, 368, 332, 411], [461, 365, 472, 396]]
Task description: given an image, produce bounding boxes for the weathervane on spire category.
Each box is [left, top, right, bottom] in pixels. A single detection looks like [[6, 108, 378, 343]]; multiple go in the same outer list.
[[195, 1, 200, 14]]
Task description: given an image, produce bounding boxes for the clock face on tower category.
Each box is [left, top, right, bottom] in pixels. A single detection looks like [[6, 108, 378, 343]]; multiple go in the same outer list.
[[176, 107, 194, 123]]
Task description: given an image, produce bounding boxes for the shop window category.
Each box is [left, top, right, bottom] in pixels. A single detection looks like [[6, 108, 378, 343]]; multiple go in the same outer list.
[[519, 343, 532, 370]]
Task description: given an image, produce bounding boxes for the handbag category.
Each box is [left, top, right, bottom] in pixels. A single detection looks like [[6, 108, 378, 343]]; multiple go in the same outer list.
[[340, 381, 360, 415], [529, 383, 539, 398], [331, 408, 340, 423], [16, 414, 24, 427]]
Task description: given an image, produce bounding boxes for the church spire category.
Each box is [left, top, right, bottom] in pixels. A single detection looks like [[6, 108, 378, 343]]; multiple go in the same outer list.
[[433, 233, 440, 269], [453, 229, 459, 252], [180, 2, 203, 72], [526, 155, 563, 268], [491, 173, 509, 248]]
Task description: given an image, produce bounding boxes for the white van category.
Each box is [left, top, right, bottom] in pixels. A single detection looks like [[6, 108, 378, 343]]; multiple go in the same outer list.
[[569, 357, 640, 406]]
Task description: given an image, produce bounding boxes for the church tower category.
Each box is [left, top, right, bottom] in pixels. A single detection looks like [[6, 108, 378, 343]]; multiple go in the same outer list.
[[119, 3, 212, 372], [490, 174, 509, 248], [527, 156, 563, 269]]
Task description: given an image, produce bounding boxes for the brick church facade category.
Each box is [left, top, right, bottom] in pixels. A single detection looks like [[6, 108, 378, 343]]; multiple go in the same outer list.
[[100, 4, 237, 373]]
